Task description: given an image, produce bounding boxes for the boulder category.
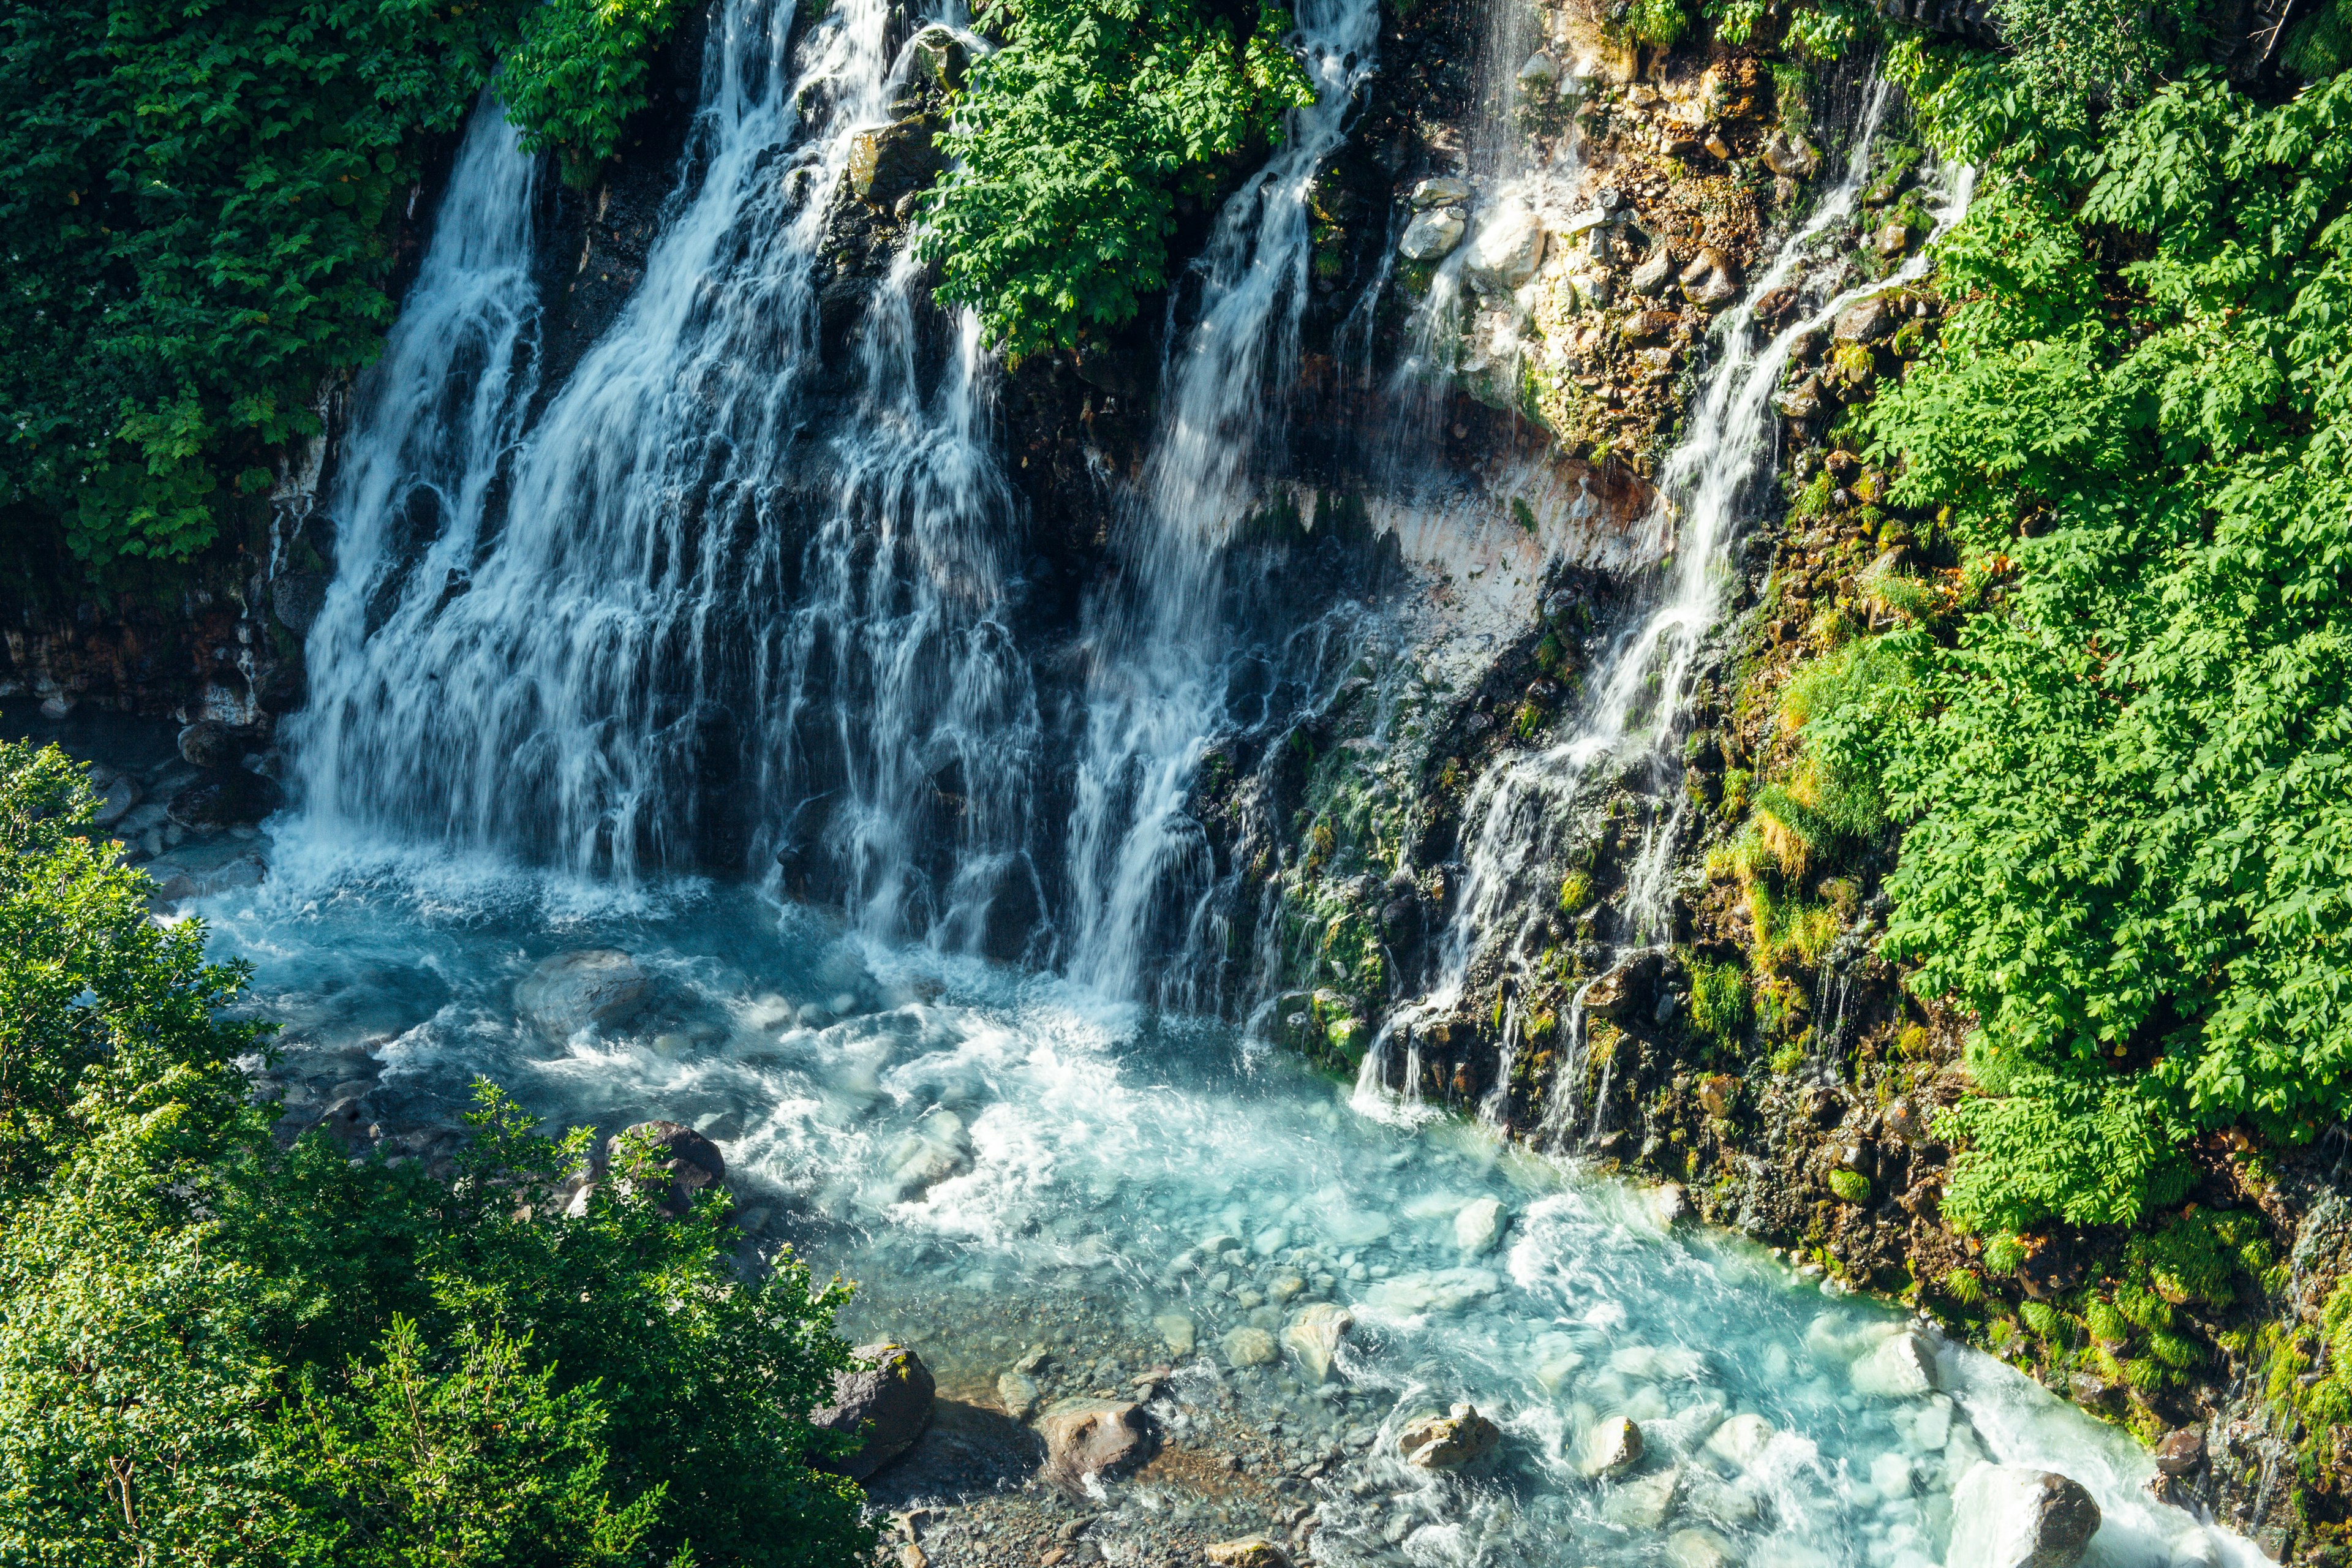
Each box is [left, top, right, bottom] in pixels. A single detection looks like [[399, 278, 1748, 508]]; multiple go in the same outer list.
[[848, 117, 941, 206], [1400, 206, 1467, 262], [813, 1342, 936, 1480], [165, 771, 281, 829], [1850, 1329, 1940, 1398], [272, 570, 328, 636], [603, 1119, 726, 1218], [1038, 1398, 1153, 1493], [878, 1107, 975, 1203], [1762, 129, 1820, 178], [1454, 1196, 1507, 1255], [1774, 375, 1825, 421], [1205, 1540, 1294, 1568], [1580, 1415, 1644, 1477], [516, 949, 651, 1042], [1223, 1326, 1278, 1368], [1600, 1465, 1682, 1530], [2154, 1425, 2206, 1476], [1703, 1412, 1776, 1468], [907, 25, 969, 92], [1629, 246, 1676, 296], [1875, 220, 1914, 257], [1946, 1466, 2101, 1568], [1464, 203, 1547, 292], [1832, 294, 1898, 343], [1399, 1403, 1501, 1469], [1516, 50, 1561, 89], [1410, 176, 1471, 209], [177, 720, 241, 769], [1282, 1303, 1354, 1384]]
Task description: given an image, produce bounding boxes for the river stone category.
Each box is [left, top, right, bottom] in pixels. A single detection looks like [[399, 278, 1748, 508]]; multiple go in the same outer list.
[[516, 949, 651, 1041], [1283, 1303, 1354, 1384], [1363, 1267, 1502, 1314], [998, 1370, 1041, 1420], [1667, 1528, 1740, 1568], [813, 1342, 935, 1480], [2154, 1425, 2206, 1476], [1155, 1311, 1197, 1356], [1400, 206, 1468, 262], [1876, 220, 1914, 257], [167, 770, 281, 829], [93, 772, 140, 827], [1223, 1326, 1278, 1368], [1947, 1466, 2101, 1568], [1464, 203, 1547, 292], [1398, 1403, 1501, 1469], [1454, 1196, 1507, 1254], [1580, 1415, 1644, 1477], [177, 720, 239, 769], [603, 1119, 725, 1217], [1410, 176, 1472, 209], [1833, 294, 1898, 343], [1851, 1329, 1940, 1398], [1703, 1411, 1776, 1468], [1205, 1540, 1294, 1568], [1600, 1465, 1683, 1530], [1629, 246, 1676, 296], [1776, 375, 1826, 421], [1038, 1398, 1152, 1493]]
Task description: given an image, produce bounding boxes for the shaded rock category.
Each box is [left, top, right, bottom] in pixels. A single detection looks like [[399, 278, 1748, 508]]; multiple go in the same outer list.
[[1205, 1540, 1293, 1568], [1850, 1329, 1939, 1398], [1947, 1466, 2100, 1568], [848, 117, 941, 206], [177, 720, 241, 769], [1400, 206, 1467, 262], [1398, 1403, 1501, 1469], [815, 1342, 937, 1480], [93, 773, 141, 828], [516, 949, 651, 1042], [1580, 1414, 1644, 1477], [272, 570, 328, 636], [603, 1119, 726, 1217], [165, 772, 282, 831], [1038, 1398, 1152, 1493]]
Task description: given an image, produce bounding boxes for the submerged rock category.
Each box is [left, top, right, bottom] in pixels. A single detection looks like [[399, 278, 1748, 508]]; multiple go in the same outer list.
[[516, 949, 651, 1042], [1453, 1196, 1507, 1254], [1850, 1329, 1940, 1398], [814, 1341, 936, 1480], [1223, 1326, 1278, 1368], [1283, 1303, 1353, 1384], [1947, 1466, 2100, 1568], [1398, 1403, 1501, 1469], [600, 1119, 726, 1218], [1038, 1398, 1153, 1493]]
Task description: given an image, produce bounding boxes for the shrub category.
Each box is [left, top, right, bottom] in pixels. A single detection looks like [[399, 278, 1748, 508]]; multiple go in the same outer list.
[[1942, 1267, 1983, 1305], [921, 0, 1314, 360], [1624, 0, 1691, 44], [2018, 1300, 2064, 1343]]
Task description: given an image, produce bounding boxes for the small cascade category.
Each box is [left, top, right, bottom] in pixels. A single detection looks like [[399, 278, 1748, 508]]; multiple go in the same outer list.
[[1361, 69, 1975, 1124], [294, 0, 1042, 947], [1061, 0, 1381, 1001]]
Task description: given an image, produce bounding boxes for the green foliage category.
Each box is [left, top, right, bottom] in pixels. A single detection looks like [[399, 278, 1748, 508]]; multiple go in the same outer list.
[[1701, 0, 1766, 45], [1827, 1167, 1871, 1203], [0, 0, 685, 573], [1624, 0, 1691, 45], [2018, 1299, 2064, 1342], [1982, 0, 2202, 121], [1687, 958, 1751, 1043], [2285, 0, 2352, 80], [921, 0, 1314, 360], [0, 746, 871, 1566], [1781, 0, 1871, 60], [1811, 65, 2352, 1234], [1942, 1267, 1983, 1305], [1982, 1232, 2028, 1273], [2127, 1208, 2261, 1307]]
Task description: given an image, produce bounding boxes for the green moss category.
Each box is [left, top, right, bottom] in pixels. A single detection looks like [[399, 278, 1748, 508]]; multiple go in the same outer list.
[[1770, 1042, 1807, 1076], [1827, 1168, 1871, 1204], [1687, 958, 1751, 1043], [2019, 1300, 2064, 1343], [1942, 1268, 1983, 1305]]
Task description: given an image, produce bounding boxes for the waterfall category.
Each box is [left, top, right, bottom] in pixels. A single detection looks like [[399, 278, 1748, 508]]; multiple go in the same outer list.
[[1061, 0, 1380, 1000], [293, 0, 1042, 947], [1360, 69, 1974, 1126]]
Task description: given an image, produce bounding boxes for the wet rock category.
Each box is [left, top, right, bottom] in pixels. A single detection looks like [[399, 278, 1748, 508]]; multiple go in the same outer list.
[[1409, 176, 1471, 209], [998, 1370, 1042, 1420], [880, 1107, 974, 1202], [1398, 1403, 1501, 1469], [1774, 375, 1825, 421], [815, 1342, 936, 1480], [2155, 1425, 2206, 1476], [1154, 1311, 1197, 1356], [1703, 1412, 1775, 1468], [1038, 1398, 1152, 1493], [166, 770, 281, 829], [1947, 1466, 2100, 1568], [1762, 129, 1820, 178], [1832, 295, 1898, 344], [1600, 1465, 1682, 1529], [907, 25, 969, 91], [1283, 1303, 1353, 1384], [177, 720, 241, 769], [314, 1095, 373, 1148], [1453, 1196, 1506, 1254], [1651, 1182, 1689, 1226], [1464, 202, 1546, 292], [272, 570, 328, 636], [93, 772, 140, 827], [1400, 206, 1467, 262], [1850, 1329, 1940, 1398], [1580, 1415, 1644, 1476], [603, 1119, 726, 1218], [848, 117, 941, 206], [1517, 50, 1560, 90], [1875, 220, 1914, 257], [1666, 1528, 1740, 1568], [1204, 1540, 1293, 1568], [515, 949, 652, 1042], [1223, 1326, 1278, 1368]]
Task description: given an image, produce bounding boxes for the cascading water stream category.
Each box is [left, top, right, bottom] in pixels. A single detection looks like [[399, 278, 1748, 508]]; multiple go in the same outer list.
[[292, 0, 1039, 948], [1358, 71, 1971, 1129], [1061, 0, 1380, 1001]]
